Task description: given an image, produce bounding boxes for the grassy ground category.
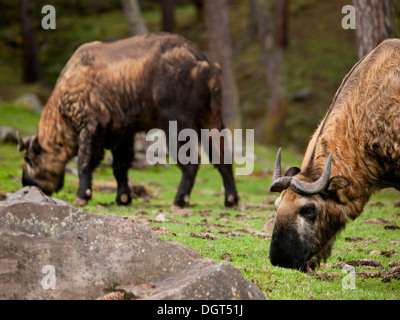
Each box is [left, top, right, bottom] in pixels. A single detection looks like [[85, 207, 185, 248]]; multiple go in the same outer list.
[[1, 102, 399, 300]]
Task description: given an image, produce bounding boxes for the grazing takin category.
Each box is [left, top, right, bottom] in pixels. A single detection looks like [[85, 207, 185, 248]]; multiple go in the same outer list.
[[269, 39, 400, 271], [17, 33, 239, 208]]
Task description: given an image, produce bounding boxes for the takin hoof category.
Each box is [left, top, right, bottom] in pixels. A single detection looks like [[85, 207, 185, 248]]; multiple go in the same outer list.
[[173, 194, 190, 208], [224, 194, 239, 208], [72, 197, 88, 207], [116, 193, 132, 206]]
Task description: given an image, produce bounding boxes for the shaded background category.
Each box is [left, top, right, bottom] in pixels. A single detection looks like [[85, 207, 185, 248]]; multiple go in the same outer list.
[[0, 0, 399, 151]]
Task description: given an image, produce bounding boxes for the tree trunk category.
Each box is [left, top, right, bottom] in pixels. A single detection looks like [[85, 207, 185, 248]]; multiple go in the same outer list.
[[353, 0, 396, 59], [204, 0, 241, 130], [192, 0, 204, 21], [121, 0, 149, 36], [162, 0, 174, 33], [275, 0, 289, 50], [234, 0, 258, 56], [21, 0, 41, 83], [255, 0, 288, 145]]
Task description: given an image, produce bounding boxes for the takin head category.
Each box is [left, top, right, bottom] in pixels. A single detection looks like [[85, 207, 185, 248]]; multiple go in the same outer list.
[[17, 131, 65, 195], [269, 149, 351, 271]]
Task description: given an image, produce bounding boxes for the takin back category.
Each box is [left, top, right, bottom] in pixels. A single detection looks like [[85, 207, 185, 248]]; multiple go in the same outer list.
[[17, 33, 239, 208], [269, 39, 400, 271]]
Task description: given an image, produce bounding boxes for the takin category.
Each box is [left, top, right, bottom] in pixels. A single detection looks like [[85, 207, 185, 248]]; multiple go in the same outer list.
[[269, 38, 400, 271], [17, 33, 239, 208]]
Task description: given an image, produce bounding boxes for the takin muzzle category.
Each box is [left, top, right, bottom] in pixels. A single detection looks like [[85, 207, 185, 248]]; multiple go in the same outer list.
[[269, 149, 350, 271], [17, 131, 65, 195]]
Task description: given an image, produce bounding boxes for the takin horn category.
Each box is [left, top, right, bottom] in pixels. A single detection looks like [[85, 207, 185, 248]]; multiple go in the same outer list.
[[16, 130, 32, 152], [269, 148, 332, 195], [269, 148, 293, 192]]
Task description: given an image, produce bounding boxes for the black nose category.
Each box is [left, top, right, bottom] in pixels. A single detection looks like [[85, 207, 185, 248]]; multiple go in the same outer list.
[[22, 174, 35, 187], [269, 228, 310, 271]]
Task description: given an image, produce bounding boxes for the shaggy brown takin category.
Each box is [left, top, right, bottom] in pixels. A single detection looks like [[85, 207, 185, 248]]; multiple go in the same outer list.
[[269, 39, 400, 271], [17, 33, 239, 208]]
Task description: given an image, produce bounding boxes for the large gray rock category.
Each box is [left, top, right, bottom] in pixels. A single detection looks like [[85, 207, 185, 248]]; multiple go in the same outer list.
[[0, 126, 17, 144], [4, 186, 69, 205], [0, 187, 265, 300]]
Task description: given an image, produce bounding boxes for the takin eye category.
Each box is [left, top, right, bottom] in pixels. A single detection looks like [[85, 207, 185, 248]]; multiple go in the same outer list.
[[299, 203, 317, 222], [24, 155, 33, 166]]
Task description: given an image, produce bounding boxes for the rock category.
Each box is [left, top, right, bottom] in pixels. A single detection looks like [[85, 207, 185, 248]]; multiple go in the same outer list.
[[4, 186, 68, 206], [16, 93, 43, 113], [0, 126, 17, 144], [0, 193, 264, 300], [154, 213, 170, 222]]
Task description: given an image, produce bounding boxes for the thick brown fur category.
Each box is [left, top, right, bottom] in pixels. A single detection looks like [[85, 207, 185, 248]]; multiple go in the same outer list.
[[271, 39, 400, 270], [21, 33, 239, 207]]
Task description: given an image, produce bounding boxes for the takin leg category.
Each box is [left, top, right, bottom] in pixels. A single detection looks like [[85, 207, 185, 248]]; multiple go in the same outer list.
[[204, 131, 239, 207], [173, 161, 200, 208], [73, 128, 104, 206], [165, 122, 200, 208], [111, 138, 134, 205]]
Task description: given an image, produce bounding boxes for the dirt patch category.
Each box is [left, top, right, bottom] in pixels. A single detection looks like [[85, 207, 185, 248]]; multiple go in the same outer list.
[[384, 225, 400, 230], [355, 271, 382, 278], [236, 228, 271, 239], [189, 232, 218, 240], [345, 236, 364, 242], [345, 259, 383, 268], [262, 220, 275, 233], [222, 253, 232, 262], [382, 266, 400, 282], [363, 218, 393, 225], [369, 201, 385, 207], [151, 226, 176, 237], [218, 230, 244, 237], [388, 261, 400, 267], [239, 202, 274, 212], [314, 270, 341, 281]]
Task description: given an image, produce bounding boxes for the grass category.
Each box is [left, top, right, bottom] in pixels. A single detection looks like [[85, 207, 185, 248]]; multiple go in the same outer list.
[[1, 102, 399, 300]]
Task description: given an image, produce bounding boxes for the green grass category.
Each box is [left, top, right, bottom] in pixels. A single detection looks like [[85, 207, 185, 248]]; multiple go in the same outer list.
[[1, 102, 399, 300]]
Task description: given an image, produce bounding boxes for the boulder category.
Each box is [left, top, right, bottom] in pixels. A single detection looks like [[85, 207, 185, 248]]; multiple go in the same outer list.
[[0, 187, 265, 300], [0, 126, 17, 144], [16, 93, 43, 114]]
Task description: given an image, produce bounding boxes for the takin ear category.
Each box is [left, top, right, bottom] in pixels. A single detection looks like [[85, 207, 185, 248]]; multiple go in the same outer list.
[[29, 136, 42, 155], [325, 176, 350, 192], [285, 167, 301, 177]]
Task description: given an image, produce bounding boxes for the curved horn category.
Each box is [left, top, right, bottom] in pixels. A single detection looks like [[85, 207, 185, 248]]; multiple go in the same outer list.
[[270, 148, 292, 192], [16, 131, 32, 152], [290, 154, 332, 195]]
